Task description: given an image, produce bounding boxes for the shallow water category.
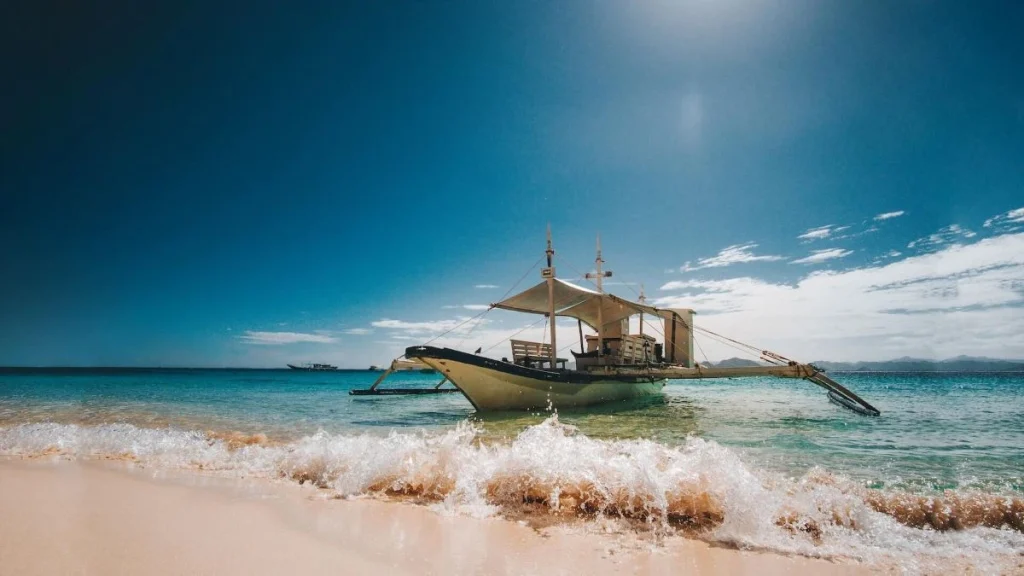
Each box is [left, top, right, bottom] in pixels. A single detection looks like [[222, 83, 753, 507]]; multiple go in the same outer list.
[[1, 368, 1023, 570]]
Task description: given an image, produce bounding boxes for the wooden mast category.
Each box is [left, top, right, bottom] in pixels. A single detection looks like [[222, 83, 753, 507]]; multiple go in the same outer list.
[[585, 235, 612, 362], [638, 284, 647, 362], [544, 225, 557, 369], [638, 284, 645, 337]]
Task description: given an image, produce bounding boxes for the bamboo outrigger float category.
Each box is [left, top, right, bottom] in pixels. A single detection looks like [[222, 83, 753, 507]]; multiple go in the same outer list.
[[353, 229, 880, 417]]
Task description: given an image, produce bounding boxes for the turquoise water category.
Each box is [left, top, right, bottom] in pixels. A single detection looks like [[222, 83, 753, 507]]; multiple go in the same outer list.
[[2, 368, 1021, 493], [4, 368, 1024, 569]]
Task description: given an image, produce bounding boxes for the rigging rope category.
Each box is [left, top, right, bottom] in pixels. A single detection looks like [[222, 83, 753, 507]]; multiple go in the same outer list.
[[481, 315, 549, 353], [421, 307, 493, 347], [691, 325, 764, 355], [496, 254, 546, 302], [454, 254, 545, 349], [418, 255, 544, 350]]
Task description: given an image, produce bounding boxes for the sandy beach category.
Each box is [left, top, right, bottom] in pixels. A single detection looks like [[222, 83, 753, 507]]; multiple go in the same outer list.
[[0, 460, 870, 575]]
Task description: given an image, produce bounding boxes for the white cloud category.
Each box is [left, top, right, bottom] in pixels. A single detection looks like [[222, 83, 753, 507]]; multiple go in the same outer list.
[[655, 232, 1024, 361], [801, 224, 867, 243], [372, 318, 467, 334], [474, 284, 500, 289], [343, 328, 372, 335], [680, 243, 783, 272], [442, 304, 492, 311], [983, 207, 1024, 228], [874, 210, 905, 221], [907, 224, 976, 250], [874, 250, 903, 264], [790, 248, 853, 265], [368, 312, 588, 362], [371, 315, 496, 340], [239, 331, 338, 345], [800, 224, 861, 242], [798, 225, 834, 241]]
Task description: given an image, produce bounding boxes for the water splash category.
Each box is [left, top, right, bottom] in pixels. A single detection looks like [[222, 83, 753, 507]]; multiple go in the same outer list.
[[2, 417, 1022, 571]]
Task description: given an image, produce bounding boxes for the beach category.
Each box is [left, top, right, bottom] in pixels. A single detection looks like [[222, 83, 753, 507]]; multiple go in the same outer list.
[[2, 369, 1024, 574], [0, 460, 869, 575]]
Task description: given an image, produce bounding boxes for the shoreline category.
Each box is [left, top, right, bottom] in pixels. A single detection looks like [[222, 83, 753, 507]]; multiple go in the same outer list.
[[0, 460, 870, 575]]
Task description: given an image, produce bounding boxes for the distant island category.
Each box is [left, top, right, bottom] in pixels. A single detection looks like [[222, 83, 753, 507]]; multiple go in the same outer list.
[[704, 355, 1024, 372]]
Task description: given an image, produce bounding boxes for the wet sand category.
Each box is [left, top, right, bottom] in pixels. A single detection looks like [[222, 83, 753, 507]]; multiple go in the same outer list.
[[0, 460, 870, 575]]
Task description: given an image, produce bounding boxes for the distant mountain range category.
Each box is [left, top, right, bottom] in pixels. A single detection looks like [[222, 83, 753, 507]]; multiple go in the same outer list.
[[708, 357, 767, 368], [705, 355, 1024, 372]]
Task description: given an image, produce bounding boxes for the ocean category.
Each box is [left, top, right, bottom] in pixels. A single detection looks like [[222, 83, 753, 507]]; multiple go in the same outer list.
[[2, 368, 1023, 571]]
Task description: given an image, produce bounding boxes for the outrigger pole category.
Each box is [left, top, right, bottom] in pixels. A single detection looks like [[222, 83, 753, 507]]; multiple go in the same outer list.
[[350, 358, 462, 396], [636, 363, 879, 416]]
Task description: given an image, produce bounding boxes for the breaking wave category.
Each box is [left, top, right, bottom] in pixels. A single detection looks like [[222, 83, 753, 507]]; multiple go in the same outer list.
[[2, 417, 1023, 571]]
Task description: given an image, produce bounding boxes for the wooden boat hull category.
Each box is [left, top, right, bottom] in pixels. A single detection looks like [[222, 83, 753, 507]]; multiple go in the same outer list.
[[406, 346, 664, 411]]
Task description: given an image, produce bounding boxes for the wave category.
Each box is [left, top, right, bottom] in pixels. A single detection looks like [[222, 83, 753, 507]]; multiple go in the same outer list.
[[2, 417, 1022, 571]]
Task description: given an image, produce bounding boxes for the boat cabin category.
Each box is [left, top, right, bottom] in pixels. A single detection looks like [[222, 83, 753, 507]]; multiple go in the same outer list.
[[492, 277, 696, 371]]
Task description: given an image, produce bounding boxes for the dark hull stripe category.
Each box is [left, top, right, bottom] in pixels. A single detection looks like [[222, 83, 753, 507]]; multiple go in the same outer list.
[[404, 346, 659, 385]]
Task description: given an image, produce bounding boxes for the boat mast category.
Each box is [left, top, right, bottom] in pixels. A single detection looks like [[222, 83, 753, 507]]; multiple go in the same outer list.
[[638, 284, 645, 337], [544, 225, 557, 369], [585, 235, 612, 361]]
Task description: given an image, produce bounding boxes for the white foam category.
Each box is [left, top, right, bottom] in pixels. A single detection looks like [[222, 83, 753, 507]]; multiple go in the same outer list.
[[1, 417, 1021, 571]]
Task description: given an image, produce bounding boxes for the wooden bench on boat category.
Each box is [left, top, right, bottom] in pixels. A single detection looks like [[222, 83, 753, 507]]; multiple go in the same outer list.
[[575, 333, 657, 368], [510, 339, 567, 370]]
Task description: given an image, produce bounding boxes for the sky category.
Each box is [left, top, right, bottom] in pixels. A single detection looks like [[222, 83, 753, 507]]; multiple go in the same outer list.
[[1, 1, 1023, 367]]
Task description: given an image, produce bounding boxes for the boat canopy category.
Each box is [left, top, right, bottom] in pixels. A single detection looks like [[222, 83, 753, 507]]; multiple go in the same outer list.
[[492, 278, 666, 331]]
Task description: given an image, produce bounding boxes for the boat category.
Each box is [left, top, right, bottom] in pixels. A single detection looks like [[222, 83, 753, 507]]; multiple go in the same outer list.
[[287, 363, 338, 371], [368, 361, 435, 374], [354, 229, 879, 416]]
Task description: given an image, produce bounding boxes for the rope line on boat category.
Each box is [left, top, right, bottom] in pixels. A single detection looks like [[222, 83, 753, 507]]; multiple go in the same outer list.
[[550, 258, 790, 370], [421, 255, 547, 350], [481, 315, 549, 353], [561, 258, 599, 288], [693, 335, 711, 371], [453, 255, 545, 348], [691, 325, 765, 357], [495, 254, 546, 302], [420, 307, 492, 347]]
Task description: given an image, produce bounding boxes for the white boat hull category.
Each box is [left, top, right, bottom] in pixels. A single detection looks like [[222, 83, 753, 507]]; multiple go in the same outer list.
[[415, 355, 665, 411]]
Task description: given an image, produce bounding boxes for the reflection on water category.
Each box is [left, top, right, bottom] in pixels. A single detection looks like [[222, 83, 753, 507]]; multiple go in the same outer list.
[[470, 393, 702, 443]]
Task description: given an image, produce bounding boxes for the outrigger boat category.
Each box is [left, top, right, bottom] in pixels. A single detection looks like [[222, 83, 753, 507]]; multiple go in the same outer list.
[[353, 230, 879, 417]]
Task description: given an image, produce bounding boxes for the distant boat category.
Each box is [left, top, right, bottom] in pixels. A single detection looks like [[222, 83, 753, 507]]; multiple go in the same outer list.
[[390, 359, 434, 372], [287, 363, 338, 371]]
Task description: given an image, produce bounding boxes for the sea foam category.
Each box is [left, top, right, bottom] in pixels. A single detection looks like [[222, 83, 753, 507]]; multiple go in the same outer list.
[[2, 417, 1022, 571]]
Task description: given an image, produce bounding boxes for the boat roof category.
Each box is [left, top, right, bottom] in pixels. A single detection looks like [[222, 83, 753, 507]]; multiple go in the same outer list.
[[492, 278, 691, 331]]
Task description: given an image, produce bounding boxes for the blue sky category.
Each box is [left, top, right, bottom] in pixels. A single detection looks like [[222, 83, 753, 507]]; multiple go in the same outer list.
[[2, 1, 1022, 367]]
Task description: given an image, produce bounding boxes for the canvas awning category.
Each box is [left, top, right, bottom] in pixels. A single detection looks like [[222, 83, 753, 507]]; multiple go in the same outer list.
[[492, 279, 665, 331]]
